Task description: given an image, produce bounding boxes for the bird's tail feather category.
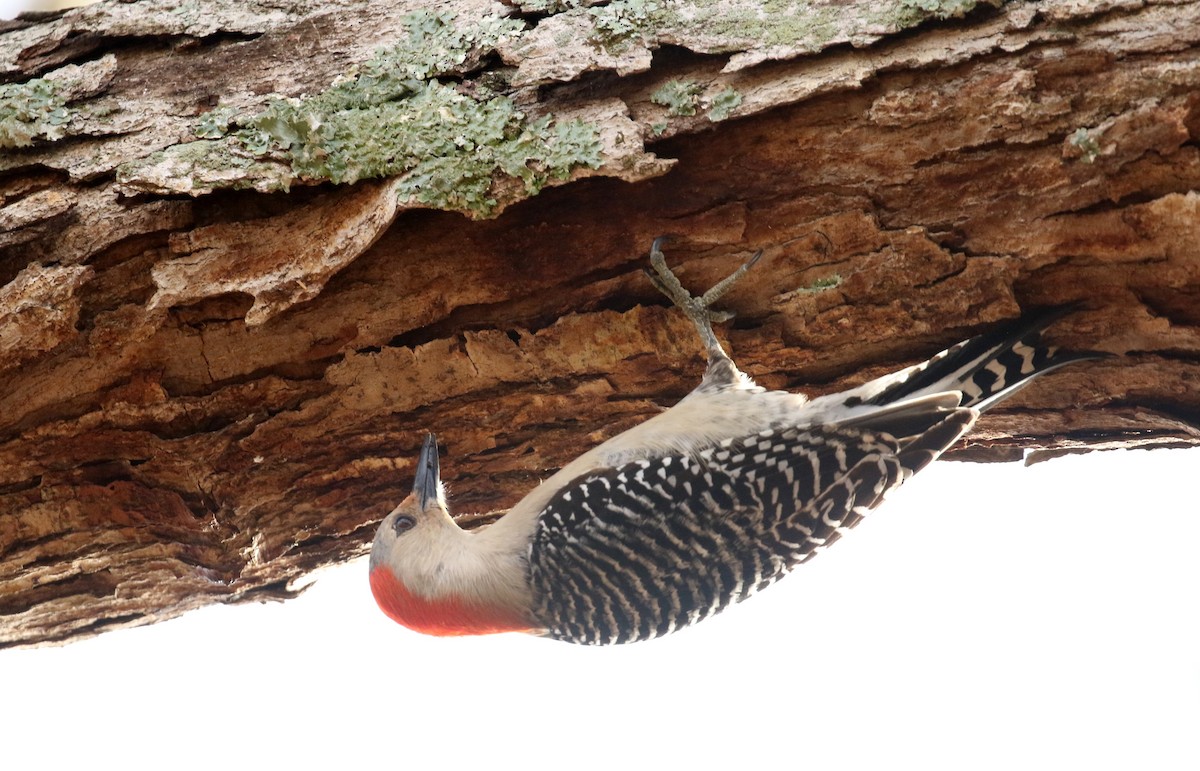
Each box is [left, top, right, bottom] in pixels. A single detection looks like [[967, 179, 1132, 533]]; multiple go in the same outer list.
[[859, 305, 1112, 413]]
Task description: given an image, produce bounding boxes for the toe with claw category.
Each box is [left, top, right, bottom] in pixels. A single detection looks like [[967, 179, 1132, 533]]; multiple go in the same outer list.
[[644, 237, 763, 390]]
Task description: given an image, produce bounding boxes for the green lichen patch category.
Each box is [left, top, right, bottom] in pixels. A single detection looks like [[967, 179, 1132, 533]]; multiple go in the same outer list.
[[504, 0, 1014, 89], [194, 105, 240, 139], [0, 77, 75, 149], [651, 79, 703, 117], [799, 273, 843, 293], [660, 0, 844, 57], [374, 9, 525, 82], [706, 87, 743, 122], [594, 0, 1003, 68], [895, 0, 998, 25], [242, 81, 600, 213], [587, 0, 664, 52], [683, 0, 1003, 54], [164, 10, 602, 215], [1068, 127, 1101, 164], [650, 80, 741, 125], [515, 0, 589, 12]]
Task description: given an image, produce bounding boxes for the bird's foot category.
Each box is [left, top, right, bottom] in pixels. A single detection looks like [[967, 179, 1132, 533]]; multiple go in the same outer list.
[[644, 237, 762, 358], [644, 238, 763, 389]]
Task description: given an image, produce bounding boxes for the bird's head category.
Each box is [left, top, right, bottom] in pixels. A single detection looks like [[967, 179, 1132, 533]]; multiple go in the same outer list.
[[368, 434, 533, 637], [370, 432, 448, 570]]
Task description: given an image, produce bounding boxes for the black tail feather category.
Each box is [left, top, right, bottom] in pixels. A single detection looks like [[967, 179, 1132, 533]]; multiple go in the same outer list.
[[863, 305, 1111, 412]]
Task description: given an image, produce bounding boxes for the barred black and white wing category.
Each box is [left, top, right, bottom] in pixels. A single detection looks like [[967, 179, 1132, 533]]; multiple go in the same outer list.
[[527, 410, 974, 645]]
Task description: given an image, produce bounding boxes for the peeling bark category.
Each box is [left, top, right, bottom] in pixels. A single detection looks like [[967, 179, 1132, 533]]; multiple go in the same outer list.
[[1, 0, 1198, 647]]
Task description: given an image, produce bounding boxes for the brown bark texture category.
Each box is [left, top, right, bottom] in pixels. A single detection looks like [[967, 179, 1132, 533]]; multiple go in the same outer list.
[[1, 0, 1197, 648]]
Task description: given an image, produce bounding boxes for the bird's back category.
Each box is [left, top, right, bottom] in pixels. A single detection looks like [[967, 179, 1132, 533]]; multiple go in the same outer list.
[[521, 304, 1105, 644]]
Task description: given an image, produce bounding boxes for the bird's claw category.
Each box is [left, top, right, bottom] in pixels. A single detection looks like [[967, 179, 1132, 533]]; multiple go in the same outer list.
[[647, 239, 761, 325]]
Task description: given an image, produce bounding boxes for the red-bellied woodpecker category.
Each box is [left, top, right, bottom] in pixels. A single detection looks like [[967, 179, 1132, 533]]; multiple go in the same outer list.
[[369, 239, 1106, 644]]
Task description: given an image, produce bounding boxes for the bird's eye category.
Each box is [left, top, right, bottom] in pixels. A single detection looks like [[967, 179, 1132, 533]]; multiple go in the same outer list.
[[392, 515, 416, 535]]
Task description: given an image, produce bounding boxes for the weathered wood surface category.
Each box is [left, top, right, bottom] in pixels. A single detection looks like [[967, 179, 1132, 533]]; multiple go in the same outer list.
[[1, 0, 1197, 647]]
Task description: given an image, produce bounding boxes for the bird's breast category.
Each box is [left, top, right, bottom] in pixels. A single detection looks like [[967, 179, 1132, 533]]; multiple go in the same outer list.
[[369, 565, 534, 637]]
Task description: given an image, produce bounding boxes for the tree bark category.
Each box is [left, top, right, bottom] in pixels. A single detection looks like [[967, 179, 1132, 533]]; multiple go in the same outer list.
[[1, 0, 1197, 647]]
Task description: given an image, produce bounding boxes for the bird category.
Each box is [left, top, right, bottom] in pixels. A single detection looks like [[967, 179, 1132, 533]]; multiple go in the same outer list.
[[368, 238, 1106, 645]]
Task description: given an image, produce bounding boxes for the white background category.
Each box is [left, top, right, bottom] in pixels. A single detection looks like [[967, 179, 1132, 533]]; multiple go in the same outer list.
[[4, 447, 1198, 769], [3, 1, 1197, 767], [0, 0, 82, 17]]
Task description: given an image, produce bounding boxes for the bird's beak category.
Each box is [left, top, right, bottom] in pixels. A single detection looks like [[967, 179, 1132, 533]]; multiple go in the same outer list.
[[413, 433, 441, 510]]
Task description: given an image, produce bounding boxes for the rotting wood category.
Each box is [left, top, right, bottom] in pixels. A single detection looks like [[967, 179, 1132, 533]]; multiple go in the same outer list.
[[1, 0, 1198, 647]]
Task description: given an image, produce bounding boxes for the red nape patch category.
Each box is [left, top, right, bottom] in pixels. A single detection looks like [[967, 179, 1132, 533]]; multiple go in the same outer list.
[[370, 567, 533, 637]]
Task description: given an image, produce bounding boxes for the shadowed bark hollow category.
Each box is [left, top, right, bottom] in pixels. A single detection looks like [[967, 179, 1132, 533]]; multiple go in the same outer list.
[[1, 0, 1197, 647]]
